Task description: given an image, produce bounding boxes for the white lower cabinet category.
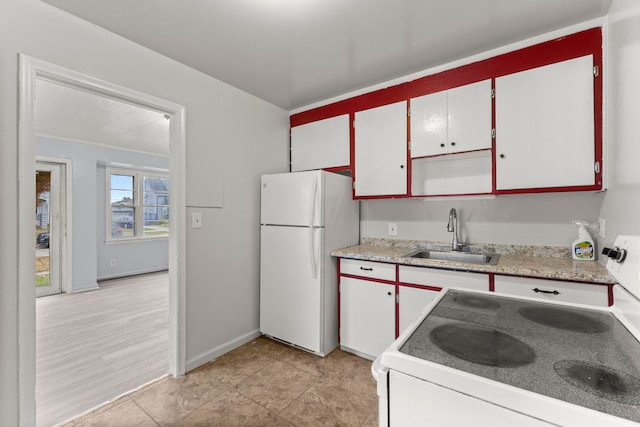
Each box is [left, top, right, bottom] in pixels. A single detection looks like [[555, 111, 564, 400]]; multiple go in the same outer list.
[[339, 276, 396, 359], [494, 275, 609, 307], [398, 286, 439, 335], [389, 371, 552, 426], [399, 265, 490, 291]]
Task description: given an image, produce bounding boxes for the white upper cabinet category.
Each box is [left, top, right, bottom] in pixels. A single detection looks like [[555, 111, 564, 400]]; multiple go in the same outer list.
[[354, 101, 408, 197], [291, 114, 350, 172], [410, 80, 492, 158], [495, 55, 595, 191]]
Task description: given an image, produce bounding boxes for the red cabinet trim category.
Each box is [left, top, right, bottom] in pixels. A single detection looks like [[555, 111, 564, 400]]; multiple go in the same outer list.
[[291, 28, 603, 197]]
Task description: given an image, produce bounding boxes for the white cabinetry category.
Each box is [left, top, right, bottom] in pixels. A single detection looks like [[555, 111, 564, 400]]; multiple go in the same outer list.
[[399, 265, 489, 291], [397, 265, 489, 334], [495, 55, 595, 190], [410, 79, 492, 157], [398, 286, 438, 334], [354, 101, 407, 197], [493, 275, 608, 307], [290, 114, 350, 172], [339, 276, 396, 359], [410, 80, 493, 196], [340, 259, 395, 281]]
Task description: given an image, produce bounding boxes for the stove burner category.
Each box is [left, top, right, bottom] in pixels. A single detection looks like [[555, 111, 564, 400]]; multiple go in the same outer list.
[[518, 306, 609, 333], [452, 294, 501, 309], [430, 323, 535, 368], [554, 360, 640, 405]]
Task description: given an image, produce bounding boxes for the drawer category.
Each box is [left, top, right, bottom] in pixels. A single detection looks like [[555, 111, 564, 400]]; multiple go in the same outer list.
[[494, 276, 609, 307], [399, 265, 489, 291], [340, 258, 396, 281]]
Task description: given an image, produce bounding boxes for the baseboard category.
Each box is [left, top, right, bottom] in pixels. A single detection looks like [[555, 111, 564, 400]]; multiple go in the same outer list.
[[185, 329, 261, 372], [97, 267, 168, 282], [68, 283, 100, 293]]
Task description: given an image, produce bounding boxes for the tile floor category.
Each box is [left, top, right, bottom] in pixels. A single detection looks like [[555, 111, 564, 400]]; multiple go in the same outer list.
[[65, 337, 378, 426]]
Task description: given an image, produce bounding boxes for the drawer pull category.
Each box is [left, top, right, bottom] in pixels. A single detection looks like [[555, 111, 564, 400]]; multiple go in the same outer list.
[[533, 288, 560, 295], [360, 267, 373, 271]]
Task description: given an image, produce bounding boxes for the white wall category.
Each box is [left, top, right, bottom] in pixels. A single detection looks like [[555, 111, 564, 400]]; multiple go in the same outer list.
[[598, 0, 640, 248], [37, 136, 171, 289], [1, 1, 288, 425], [362, 192, 605, 247]]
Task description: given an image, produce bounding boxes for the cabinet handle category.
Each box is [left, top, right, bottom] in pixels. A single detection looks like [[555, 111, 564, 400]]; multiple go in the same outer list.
[[533, 288, 560, 295], [400, 165, 404, 169], [450, 142, 456, 146], [387, 291, 392, 296], [440, 143, 445, 148], [499, 154, 505, 159], [360, 267, 373, 271]]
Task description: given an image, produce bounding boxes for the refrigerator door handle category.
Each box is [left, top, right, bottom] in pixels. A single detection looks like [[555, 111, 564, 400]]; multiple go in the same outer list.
[[309, 177, 319, 279], [309, 227, 318, 279]]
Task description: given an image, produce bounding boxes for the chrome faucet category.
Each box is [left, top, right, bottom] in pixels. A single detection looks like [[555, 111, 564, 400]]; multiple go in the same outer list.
[[447, 208, 462, 251]]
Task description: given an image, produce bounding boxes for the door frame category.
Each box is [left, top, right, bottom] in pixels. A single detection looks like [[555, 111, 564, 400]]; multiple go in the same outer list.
[[35, 159, 70, 297], [18, 54, 187, 424]]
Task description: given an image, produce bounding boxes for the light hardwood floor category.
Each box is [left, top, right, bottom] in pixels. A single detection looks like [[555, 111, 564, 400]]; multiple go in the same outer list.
[[36, 271, 169, 427]]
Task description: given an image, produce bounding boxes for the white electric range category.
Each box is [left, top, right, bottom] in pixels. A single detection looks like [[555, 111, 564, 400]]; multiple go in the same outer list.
[[373, 235, 640, 426]]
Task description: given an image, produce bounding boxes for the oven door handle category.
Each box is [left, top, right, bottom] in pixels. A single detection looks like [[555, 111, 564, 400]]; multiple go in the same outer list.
[[532, 288, 560, 295]]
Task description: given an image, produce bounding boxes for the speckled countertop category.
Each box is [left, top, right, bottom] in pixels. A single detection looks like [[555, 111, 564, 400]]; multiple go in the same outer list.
[[330, 238, 614, 284]]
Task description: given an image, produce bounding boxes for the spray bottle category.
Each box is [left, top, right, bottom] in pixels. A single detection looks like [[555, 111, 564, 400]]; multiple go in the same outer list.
[[572, 220, 595, 261]]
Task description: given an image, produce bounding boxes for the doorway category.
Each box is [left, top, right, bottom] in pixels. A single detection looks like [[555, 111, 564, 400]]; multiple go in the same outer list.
[[35, 161, 66, 298], [19, 55, 187, 426]]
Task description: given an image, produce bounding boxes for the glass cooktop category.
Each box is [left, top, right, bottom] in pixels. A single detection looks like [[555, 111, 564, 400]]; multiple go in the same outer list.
[[399, 290, 640, 422]]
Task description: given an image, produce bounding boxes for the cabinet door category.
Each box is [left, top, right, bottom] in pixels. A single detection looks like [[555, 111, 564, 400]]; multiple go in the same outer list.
[[399, 265, 489, 291], [354, 101, 408, 197], [340, 276, 396, 359], [291, 114, 350, 172], [495, 55, 595, 190], [410, 91, 447, 157], [493, 276, 608, 307], [410, 80, 491, 158], [398, 286, 439, 335], [448, 79, 492, 153]]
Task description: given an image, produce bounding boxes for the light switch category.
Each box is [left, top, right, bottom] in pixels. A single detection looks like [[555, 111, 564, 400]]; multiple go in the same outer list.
[[191, 212, 203, 229]]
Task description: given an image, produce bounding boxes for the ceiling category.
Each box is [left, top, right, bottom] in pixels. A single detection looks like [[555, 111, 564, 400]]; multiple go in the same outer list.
[[36, 79, 170, 155], [41, 0, 612, 111]]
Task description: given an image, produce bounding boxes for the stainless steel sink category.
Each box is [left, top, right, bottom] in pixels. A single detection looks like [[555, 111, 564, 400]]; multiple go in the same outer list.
[[405, 250, 500, 265]]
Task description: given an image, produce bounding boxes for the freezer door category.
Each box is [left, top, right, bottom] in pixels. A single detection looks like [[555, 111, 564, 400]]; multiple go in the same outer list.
[[261, 171, 323, 227], [260, 225, 323, 352]]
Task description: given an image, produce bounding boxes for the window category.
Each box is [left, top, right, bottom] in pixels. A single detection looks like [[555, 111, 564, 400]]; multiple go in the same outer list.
[[107, 168, 169, 241]]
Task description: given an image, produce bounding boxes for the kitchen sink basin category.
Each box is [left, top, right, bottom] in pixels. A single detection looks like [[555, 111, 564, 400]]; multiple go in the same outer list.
[[405, 250, 500, 265]]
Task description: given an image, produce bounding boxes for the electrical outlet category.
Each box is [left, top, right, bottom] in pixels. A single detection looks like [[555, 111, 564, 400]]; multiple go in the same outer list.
[[598, 218, 605, 238], [110, 259, 117, 267], [388, 223, 398, 236], [191, 212, 203, 229]]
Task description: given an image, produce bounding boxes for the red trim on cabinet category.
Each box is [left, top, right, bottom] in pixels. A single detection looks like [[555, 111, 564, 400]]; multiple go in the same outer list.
[[350, 112, 356, 199], [608, 284, 614, 307], [491, 79, 497, 193], [395, 266, 400, 338], [489, 274, 495, 292], [339, 273, 397, 285], [337, 258, 341, 343], [397, 282, 443, 292], [290, 28, 603, 197], [323, 165, 351, 174], [290, 28, 601, 127]]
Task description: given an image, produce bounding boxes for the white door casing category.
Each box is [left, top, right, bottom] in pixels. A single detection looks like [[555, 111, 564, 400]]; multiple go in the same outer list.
[[19, 54, 187, 425]]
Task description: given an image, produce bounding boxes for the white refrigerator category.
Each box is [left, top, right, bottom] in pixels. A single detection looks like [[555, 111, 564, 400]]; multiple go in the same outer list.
[[260, 170, 359, 356]]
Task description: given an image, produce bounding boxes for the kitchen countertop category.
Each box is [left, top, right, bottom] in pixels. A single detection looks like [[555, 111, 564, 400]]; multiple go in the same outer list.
[[331, 238, 614, 284]]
